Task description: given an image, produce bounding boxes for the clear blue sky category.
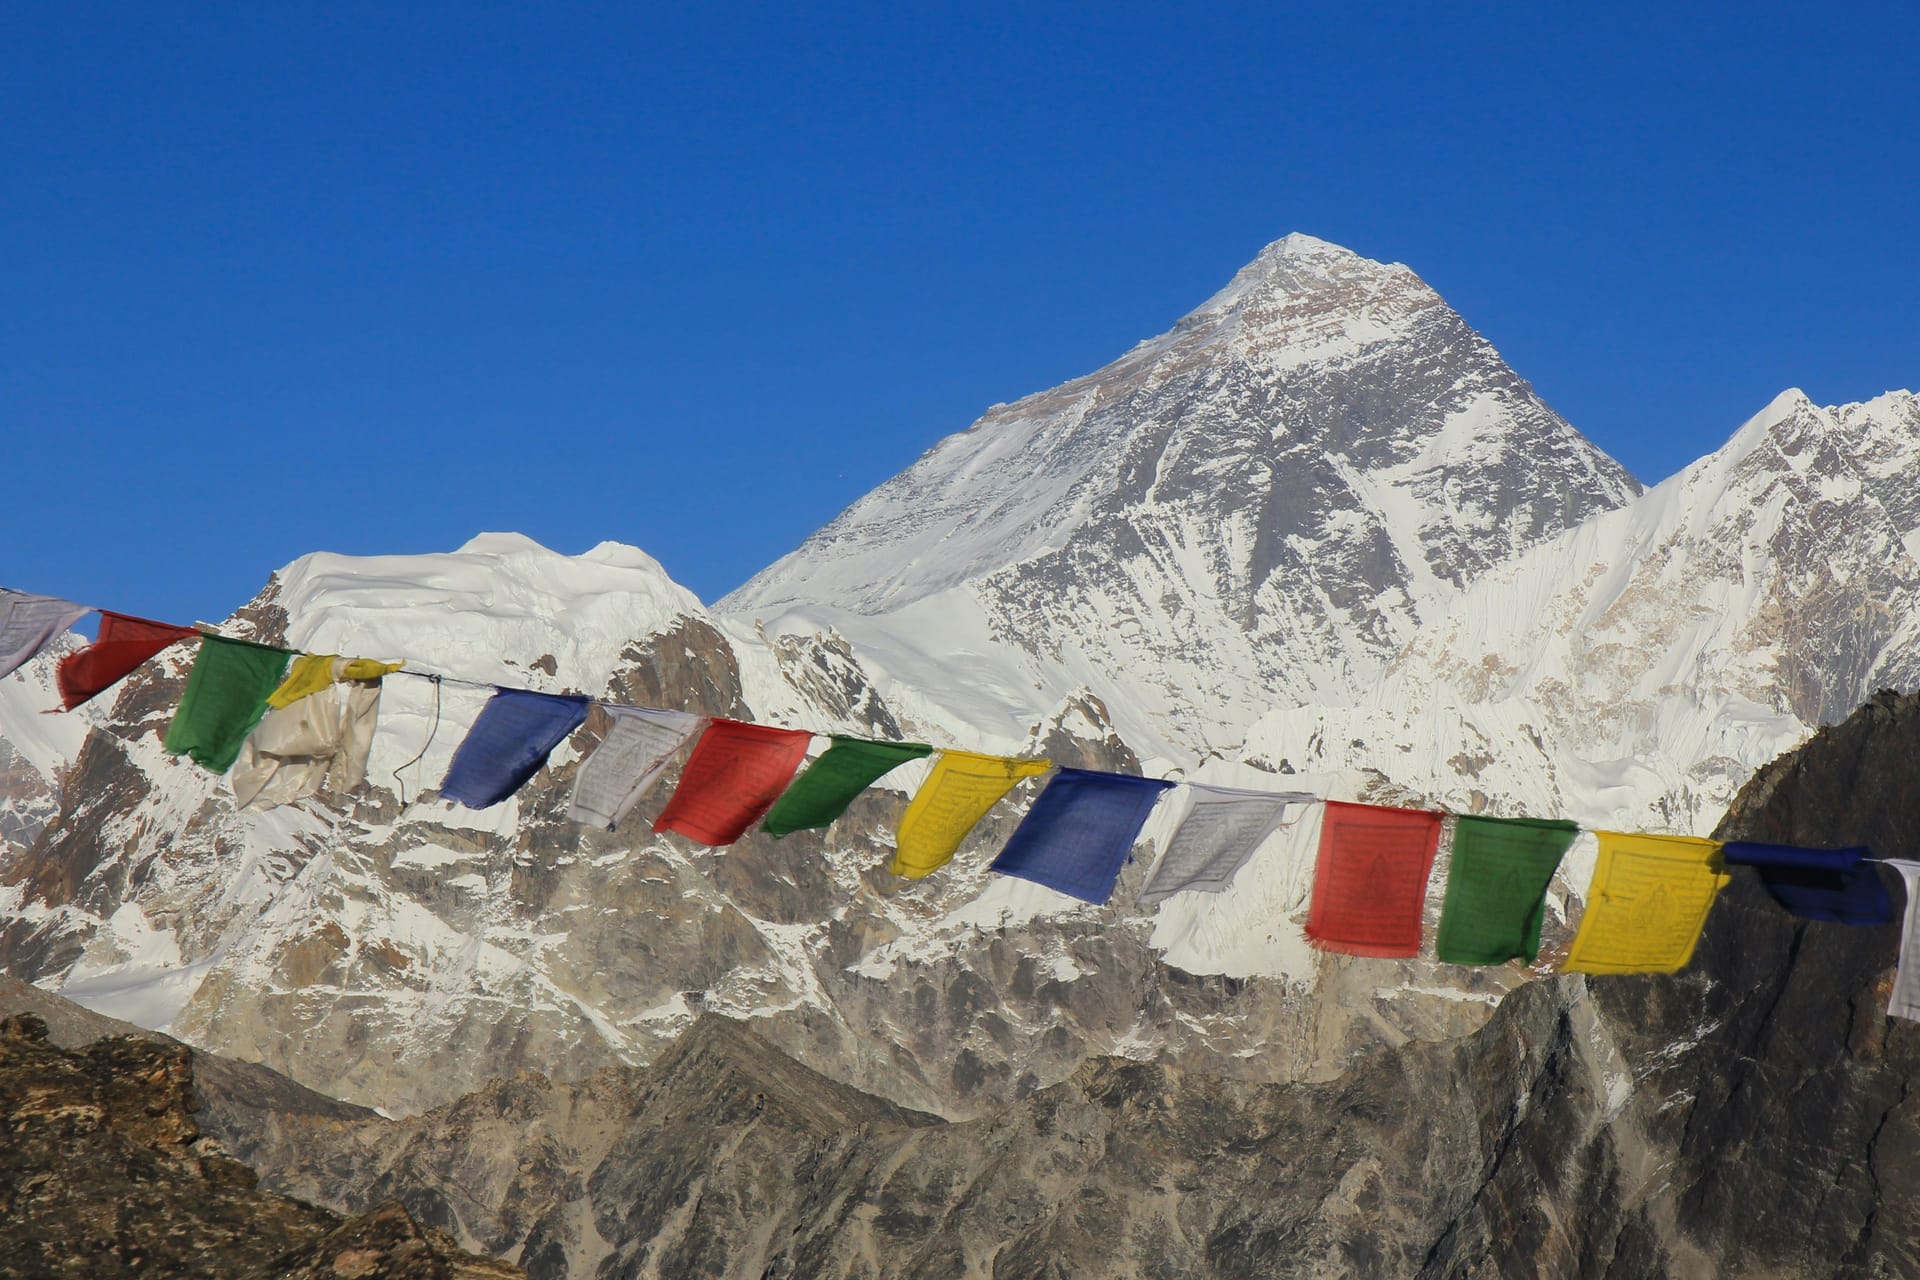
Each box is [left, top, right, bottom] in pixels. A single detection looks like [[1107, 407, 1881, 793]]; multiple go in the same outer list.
[[4, 2, 1915, 624]]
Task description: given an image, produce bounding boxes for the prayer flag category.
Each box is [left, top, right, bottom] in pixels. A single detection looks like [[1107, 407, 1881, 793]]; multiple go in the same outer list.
[[989, 768, 1174, 904], [1888, 861, 1920, 1021], [1140, 785, 1315, 904], [569, 706, 704, 830], [163, 636, 292, 773], [56, 611, 198, 710], [1562, 832, 1729, 975], [1435, 815, 1580, 965], [1720, 841, 1894, 925], [230, 658, 388, 809], [440, 688, 591, 809], [1304, 801, 1444, 958], [762, 736, 932, 837], [652, 719, 812, 845], [891, 750, 1052, 879], [0, 589, 89, 681], [267, 653, 404, 709]]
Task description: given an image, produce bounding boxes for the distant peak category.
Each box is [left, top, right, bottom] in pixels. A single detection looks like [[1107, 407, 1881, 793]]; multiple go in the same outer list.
[[1694, 387, 1824, 481], [1761, 387, 1815, 417], [1734, 387, 1819, 441], [455, 531, 554, 557], [1255, 231, 1360, 262], [580, 540, 669, 573], [1169, 234, 1436, 344]]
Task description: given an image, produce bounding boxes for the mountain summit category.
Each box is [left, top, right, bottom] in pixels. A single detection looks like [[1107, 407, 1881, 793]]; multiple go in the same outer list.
[[724, 235, 1639, 751]]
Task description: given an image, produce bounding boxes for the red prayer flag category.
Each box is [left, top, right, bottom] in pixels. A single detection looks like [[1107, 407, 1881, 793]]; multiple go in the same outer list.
[[56, 612, 200, 711], [1304, 800, 1444, 958], [652, 719, 813, 846]]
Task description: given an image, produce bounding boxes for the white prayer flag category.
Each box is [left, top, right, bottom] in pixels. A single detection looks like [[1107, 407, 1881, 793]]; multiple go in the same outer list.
[[1887, 860, 1920, 1022], [1139, 784, 1317, 904], [0, 589, 89, 681], [231, 660, 384, 810], [569, 706, 704, 830]]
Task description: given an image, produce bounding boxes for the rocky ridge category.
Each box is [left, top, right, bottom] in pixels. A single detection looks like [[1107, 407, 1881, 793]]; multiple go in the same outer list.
[[0, 1007, 519, 1279], [229, 693, 1920, 1276], [5, 690, 1917, 1277]]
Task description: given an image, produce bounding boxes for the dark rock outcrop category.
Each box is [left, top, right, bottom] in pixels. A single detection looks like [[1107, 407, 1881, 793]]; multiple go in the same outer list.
[[0, 1009, 520, 1279]]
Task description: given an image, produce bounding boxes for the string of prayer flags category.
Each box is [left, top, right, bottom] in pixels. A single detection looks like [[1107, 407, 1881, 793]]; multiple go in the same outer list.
[[891, 750, 1052, 879], [1886, 861, 1920, 1021], [989, 768, 1175, 904], [1139, 784, 1316, 904], [652, 719, 812, 846], [266, 653, 403, 709], [1435, 815, 1580, 966], [1562, 832, 1730, 974], [56, 611, 199, 710], [231, 657, 389, 809], [762, 736, 932, 837], [1720, 841, 1894, 925], [1304, 801, 1444, 958], [569, 706, 705, 830], [440, 688, 592, 809], [0, 589, 89, 681], [163, 636, 292, 773]]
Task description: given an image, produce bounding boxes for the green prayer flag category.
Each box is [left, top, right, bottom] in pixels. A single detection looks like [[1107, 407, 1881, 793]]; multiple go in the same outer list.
[[762, 736, 932, 837], [1435, 815, 1580, 966], [164, 636, 292, 774]]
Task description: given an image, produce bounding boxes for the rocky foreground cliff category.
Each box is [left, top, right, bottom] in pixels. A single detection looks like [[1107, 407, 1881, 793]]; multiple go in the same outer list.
[[0, 1005, 521, 1279], [11, 690, 1913, 1278]]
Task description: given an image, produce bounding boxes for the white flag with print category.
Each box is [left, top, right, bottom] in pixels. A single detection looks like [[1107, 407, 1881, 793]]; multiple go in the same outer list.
[[1139, 784, 1317, 904], [569, 706, 705, 830], [0, 589, 89, 681]]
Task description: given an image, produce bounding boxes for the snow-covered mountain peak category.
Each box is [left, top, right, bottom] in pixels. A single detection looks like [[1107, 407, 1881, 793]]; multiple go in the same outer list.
[[1184, 232, 1428, 321], [1240, 384, 1920, 842], [271, 537, 703, 696], [726, 236, 1636, 751], [454, 530, 552, 556]]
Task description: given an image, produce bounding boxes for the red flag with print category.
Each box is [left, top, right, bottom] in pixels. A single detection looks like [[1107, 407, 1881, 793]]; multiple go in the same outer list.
[[652, 719, 813, 846], [56, 612, 199, 710], [1304, 800, 1444, 958]]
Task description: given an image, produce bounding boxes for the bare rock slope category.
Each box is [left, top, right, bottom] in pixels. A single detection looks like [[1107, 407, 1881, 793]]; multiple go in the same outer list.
[[0, 1008, 519, 1280]]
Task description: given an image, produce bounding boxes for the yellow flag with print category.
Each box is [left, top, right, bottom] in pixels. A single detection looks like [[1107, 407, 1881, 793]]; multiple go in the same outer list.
[[1562, 831, 1730, 974], [891, 750, 1052, 878], [267, 653, 404, 708]]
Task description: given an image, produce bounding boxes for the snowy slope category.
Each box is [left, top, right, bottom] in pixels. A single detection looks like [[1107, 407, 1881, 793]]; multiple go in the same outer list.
[[0, 643, 94, 850], [725, 234, 1639, 753], [1243, 388, 1920, 848]]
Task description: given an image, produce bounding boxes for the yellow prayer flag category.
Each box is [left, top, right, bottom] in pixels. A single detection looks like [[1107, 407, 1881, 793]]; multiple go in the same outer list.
[[891, 750, 1052, 878], [266, 654, 405, 708], [339, 657, 404, 682], [266, 654, 340, 708], [1562, 831, 1730, 975]]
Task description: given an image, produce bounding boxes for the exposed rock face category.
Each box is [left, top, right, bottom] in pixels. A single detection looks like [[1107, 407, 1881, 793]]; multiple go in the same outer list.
[[198, 692, 1920, 1279], [0, 1008, 520, 1279], [0, 541, 1436, 1125]]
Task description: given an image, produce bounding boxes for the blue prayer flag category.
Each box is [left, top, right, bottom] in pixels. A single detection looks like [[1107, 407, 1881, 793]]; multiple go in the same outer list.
[[441, 688, 592, 809], [989, 768, 1175, 904], [1721, 841, 1893, 925]]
